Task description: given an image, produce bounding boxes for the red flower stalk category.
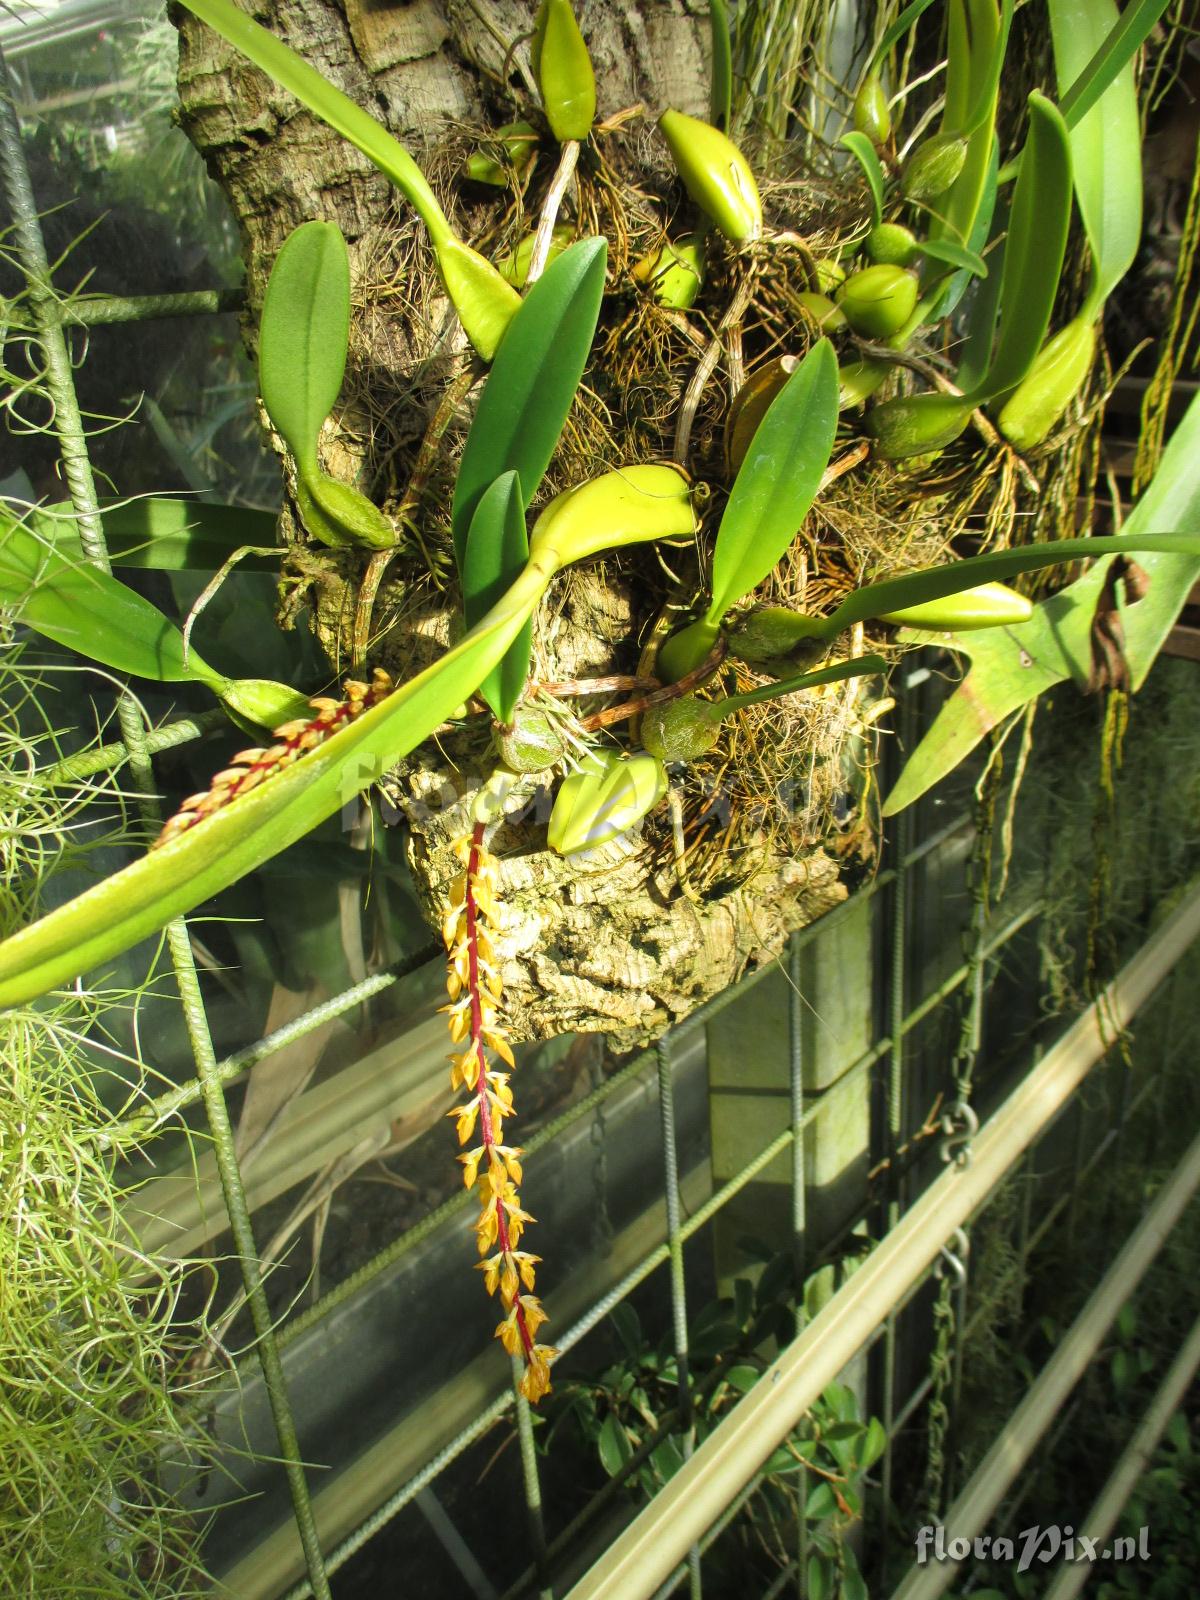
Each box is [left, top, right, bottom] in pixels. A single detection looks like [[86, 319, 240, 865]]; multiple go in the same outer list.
[[442, 821, 555, 1403]]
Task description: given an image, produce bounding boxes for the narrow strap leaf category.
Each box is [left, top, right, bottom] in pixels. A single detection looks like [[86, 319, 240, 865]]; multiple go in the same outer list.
[[840, 132, 885, 228], [719, 653, 888, 715], [914, 237, 987, 278], [709, 0, 732, 131], [177, 0, 451, 242], [35, 497, 279, 571], [823, 533, 1200, 636], [866, 0, 942, 78], [451, 237, 607, 569]]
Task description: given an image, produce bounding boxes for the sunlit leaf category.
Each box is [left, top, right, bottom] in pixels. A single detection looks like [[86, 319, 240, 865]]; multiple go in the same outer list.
[[451, 237, 607, 569], [1058, 0, 1172, 129], [708, 0, 732, 130]]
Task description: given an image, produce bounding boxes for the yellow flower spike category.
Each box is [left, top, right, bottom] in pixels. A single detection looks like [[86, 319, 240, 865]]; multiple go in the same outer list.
[[519, 1295, 549, 1337], [496, 1313, 525, 1357], [520, 1349, 556, 1403], [515, 1252, 540, 1289], [478, 1255, 503, 1295], [451, 1100, 481, 1144], [658, 108, 762, 243], [532, 0, 596, 143], [500, 1259, 520, 1306]]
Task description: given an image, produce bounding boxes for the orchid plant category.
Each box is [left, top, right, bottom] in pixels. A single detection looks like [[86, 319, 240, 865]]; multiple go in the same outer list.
[[4, 0, 1195, 1405]]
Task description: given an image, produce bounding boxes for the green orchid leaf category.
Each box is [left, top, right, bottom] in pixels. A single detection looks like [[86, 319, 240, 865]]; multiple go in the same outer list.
[[1050, 0, 1142, 313], [259, 221, 349, 477], [0, 555, 551, 1008], [462, 471, 532, 723], [913, 237, 987, 279], [451, 237, 607, 569], [718, 653, 889, 716], [927, 135, 998, 325], [178, 0, 451, 243], [1058, 0, 1172, 130], [709, 0, 732, 131], [710, 338, 839, 620], [822, 534, 1200, 638], [936, 0, 999, 230], [0, 507, 304, 724], [884, 392, 1200, 814], [33, 497, 280, 571], [969, 91, 1072, 404], [958, 0, 1013, 139], [840, 132, 885, 228], [1, 506, 227, 690], [956, 190, 1006, 392]]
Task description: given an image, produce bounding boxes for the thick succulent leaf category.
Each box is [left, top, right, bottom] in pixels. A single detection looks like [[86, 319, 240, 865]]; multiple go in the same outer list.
[[823, 535, 1200, 637], [968, 92, 1072, 403], [839, 133, 884, 228], [451, 237, 607, 568], [1049, 0, 1141, 311], [178, 0, 451, 242], [0, 561, 547, 1007], [708, 339, 839, 623], [929, 0, 999, 258], [258, 222, 350, 475], [883, 393, 1200, 813], [957, 0, 1012, 138], [462, 471, 532, 723]]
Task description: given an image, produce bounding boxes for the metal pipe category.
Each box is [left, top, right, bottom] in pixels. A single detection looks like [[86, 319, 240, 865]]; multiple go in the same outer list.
[[1042, 1311, 1200, 1600], [560, 882, 1200, 1600], [891, 1122, 1200, 1598]]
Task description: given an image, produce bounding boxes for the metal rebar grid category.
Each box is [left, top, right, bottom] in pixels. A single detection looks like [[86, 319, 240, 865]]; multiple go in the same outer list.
[[556, 883, 1200, 1600], [0, 61, 332, 1600]]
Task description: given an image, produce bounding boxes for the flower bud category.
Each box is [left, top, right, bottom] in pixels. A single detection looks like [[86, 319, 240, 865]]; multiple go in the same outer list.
[[631, 233, 705, 309], [547, 751, 667, 853], [901, 133, 968, 202], [532, 0, 596, 143], [837, 358, 889, 409], [465, 122, 538, 187], [877, 581, 1033, 630], [864, 390, 972, 459], [853, 74, 892, 145], [836, 264, 918, 338], [792, 291, 847, 333], [658, 108, 762, 243], [865, 222, 918, 267], [497, 708, 567, 773], [639, 696, 721, 763], [996, 316, 1096, 451]]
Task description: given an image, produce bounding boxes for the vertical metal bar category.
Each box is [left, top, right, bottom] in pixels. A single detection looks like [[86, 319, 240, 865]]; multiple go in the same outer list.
[[879, 696, 915, 1556], [657, 1037, 701, 1599], [512, 1356, 553, 1599], [788, 933, 809, 1600], [0, 62, 333, 1600]]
